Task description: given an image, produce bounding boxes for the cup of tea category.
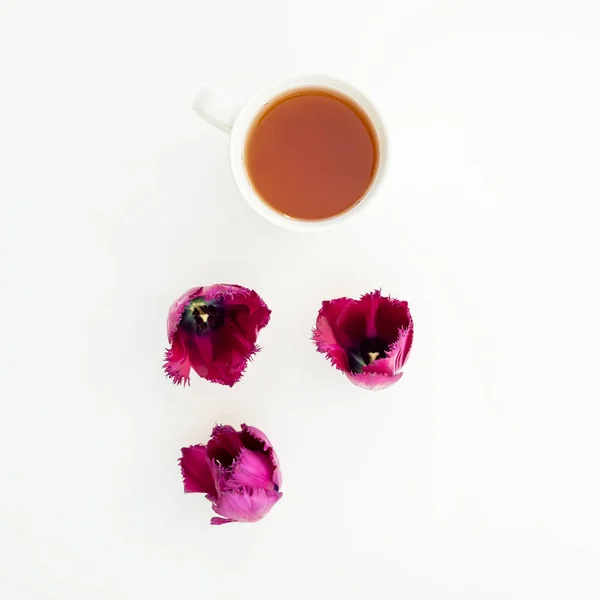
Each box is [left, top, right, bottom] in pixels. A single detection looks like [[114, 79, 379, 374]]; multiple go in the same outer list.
[[193, 75, 387, 232]]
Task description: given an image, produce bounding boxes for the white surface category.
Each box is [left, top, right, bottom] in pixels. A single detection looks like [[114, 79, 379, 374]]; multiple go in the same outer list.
[[1, 1, 599, 598]]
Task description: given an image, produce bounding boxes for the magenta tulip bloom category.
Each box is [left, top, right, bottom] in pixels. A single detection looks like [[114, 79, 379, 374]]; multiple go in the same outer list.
[[312, 290, 413, 391], [164, 284, 271, 387], [180, 424, 282, 525]]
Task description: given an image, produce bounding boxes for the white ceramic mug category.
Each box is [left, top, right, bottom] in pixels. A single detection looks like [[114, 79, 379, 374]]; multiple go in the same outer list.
[[193, 75, 387, 232]]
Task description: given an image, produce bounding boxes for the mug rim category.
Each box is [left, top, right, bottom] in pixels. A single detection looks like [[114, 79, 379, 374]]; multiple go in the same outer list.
[[229, 75, 387, 233]]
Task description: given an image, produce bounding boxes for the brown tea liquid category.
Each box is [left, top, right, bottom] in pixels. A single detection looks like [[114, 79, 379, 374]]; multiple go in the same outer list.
[[244, 88, 379, 221]]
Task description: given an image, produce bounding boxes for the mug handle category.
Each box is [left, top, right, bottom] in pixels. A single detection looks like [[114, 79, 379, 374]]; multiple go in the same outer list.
[[192, 88, 240, 134]]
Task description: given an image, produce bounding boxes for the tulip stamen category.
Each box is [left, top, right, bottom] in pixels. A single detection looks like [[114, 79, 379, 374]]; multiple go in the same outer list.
[[193, 307, 210, 324], [368, 352, 380, 363]]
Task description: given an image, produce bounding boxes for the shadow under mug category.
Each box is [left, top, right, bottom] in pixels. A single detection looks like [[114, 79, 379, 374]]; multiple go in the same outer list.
[[193, 75, 387, 233]]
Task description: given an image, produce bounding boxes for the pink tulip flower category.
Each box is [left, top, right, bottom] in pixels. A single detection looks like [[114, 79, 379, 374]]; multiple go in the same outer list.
[[164, 284, 270, 387], [312, 290, 413, 390], [180, 424, 282, 525]]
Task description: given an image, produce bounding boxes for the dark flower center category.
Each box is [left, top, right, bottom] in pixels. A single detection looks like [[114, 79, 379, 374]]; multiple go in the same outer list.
[[212, 448, 236, 468], [347, 337, 388, 374], [180, 297, 225, 335]]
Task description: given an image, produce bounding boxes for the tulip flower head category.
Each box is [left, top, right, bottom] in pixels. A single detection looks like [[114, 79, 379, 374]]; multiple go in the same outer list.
[[164, 284, 270, 387], [180, 424, 282, 525], [312, 290, 413, 390]]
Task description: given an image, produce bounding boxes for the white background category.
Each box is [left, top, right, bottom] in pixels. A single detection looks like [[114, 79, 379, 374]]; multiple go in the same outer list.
[[1, 0, 599, 598]]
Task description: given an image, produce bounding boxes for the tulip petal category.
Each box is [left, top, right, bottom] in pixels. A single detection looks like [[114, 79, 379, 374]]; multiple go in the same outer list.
[[376, 297, 413, 346], [316, 297, 355, 346], [387, 327, 414, 371], [210, 517, 233, 525], [225, 448, 276, 490], [211, 487, 282, 524], [240, 423, 272, 450], [205, 284, 271, 341], [180, 445, 218, 498], [312, 298, 355, 372], [336, 300, 369, 347], [211, 322, 261, 386], [346, 370, 403, 391], [186, 331, 236, 386], [165, 328, 243, 387], [241, 424, 282, 488], [164, 332, 192, 386], [312, 320, 350, 372], [361, 358, 395, 376], [173, 326, 250, 388], [206, 425, 243, 468]]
